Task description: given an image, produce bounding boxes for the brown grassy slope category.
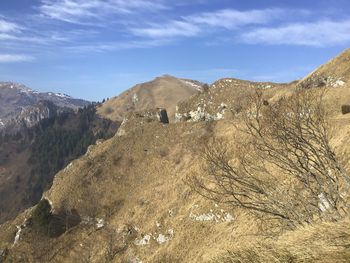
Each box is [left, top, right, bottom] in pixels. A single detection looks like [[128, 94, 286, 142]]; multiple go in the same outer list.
[[176, 77, 293, 119], [1, 119, 241, 262], [213, 217, 350, 263], [2, 83, 350, 262], [97, 75, 202, 122], [298, 48, 350, 88], [2, 50, 350, 262]]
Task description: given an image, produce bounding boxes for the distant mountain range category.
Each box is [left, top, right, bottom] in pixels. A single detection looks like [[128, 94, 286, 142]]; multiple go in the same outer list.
[[0, 82, 90, 133]]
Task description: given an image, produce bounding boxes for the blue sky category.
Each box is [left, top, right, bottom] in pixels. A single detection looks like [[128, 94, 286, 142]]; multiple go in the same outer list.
[[0, 0, 349, 101]]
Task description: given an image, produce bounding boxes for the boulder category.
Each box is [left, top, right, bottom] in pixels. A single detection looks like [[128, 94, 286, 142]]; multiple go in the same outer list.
[[341, 105, 350, 115]]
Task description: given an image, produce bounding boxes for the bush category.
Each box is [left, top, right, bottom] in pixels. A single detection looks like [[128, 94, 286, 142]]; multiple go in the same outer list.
[[189, 90, 350, 227]]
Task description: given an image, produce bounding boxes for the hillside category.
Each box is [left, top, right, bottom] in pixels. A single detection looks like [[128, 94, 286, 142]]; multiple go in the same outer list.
[[97, 75, 203, 122], [0, 82, 90, 133], [298, 49, 350, 89], [176, 78, 293, 121], [1, 49, 350, 262], [0, 105, 118, 224]]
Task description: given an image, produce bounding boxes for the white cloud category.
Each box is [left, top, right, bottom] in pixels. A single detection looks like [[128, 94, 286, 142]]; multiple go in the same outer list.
[[131, 21, 200, 38], [131, 8, 285, 39], [39, 0, 166, 23], [241, 20, 350, 47], [65, 38, 171, 53], [0, 19, 21, 33], [0, 54, 34, 63], [185, 8, 284, 29]]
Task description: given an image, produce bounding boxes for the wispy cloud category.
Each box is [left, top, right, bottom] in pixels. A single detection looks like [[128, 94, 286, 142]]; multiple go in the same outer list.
[[39, 0, 166, 24], [1, 3, 350, 63], [0, 19, 21, 33], [0, 54, 34, 63], [131, 8, 285, 39], [241, 20, 350, 47], [65, 38, 171, 53], [186, 8, 284, 29], [0, 33, 55, 44], [131, 21, 200, 38]]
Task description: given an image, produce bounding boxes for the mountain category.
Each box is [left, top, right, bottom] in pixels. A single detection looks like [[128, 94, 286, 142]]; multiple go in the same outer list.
[[0, 82, 90, 133], [298, 48, 350, 89], [97, 75, 204, 122], [1, 50, 350, 262]]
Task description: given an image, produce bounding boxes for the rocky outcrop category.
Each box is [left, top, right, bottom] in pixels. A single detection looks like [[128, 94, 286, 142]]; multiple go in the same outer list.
[[297, 49, 350, 90], [297, 75, 346, 89], [0, 82, 90, 133], [117, 108, 169, 136], [341, 105, 350, 115], [16, 101, 61, 127], [1, 100, 72, 133], [175, 103, 227, 122], [174, 78, 286, 123]]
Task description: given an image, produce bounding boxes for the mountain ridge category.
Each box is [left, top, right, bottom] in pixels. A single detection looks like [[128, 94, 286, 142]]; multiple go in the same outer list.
[[1, 49, 350, 262], [0, 82, 90, 134]]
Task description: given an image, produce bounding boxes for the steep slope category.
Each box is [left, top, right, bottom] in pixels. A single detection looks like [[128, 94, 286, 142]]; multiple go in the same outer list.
[[0, 82, 90, 133], [298, 48, 350, 89], [97, 75, 203, 122], [0, 105, 118, 224], [0, 116, 240, 262]]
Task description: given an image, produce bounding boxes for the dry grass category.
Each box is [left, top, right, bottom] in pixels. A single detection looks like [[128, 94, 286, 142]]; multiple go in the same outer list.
[[97, 75, 200, 122], [213, 217, 350, 263], [2, 50, 350, 262]]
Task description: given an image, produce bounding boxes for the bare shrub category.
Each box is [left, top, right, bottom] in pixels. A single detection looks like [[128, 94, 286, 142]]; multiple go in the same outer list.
[[189, 89, 349, 227]]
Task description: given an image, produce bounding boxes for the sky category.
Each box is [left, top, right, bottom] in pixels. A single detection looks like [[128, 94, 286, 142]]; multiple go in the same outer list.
[[0, 0, 350, 101]]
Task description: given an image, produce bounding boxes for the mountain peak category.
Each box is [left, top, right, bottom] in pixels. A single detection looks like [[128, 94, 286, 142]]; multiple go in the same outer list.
[[0, 81, 34, 94], [97, 76, 204, 122]]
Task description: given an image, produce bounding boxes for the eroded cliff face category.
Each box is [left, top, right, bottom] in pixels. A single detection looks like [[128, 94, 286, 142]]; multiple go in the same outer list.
[[1, 100, 68, 133], [0, 82, 90, 133]]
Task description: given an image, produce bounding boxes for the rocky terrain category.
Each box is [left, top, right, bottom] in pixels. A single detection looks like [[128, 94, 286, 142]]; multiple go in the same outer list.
[[1, 49, 350, 262], [175, 78, 293, 122], [97, 75, 204, 122], [0, 82, 90, 133]]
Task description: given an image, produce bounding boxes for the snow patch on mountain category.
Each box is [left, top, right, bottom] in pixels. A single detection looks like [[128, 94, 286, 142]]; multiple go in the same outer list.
[[181, 80, 203, 92], [54, 93, 71, 98]]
